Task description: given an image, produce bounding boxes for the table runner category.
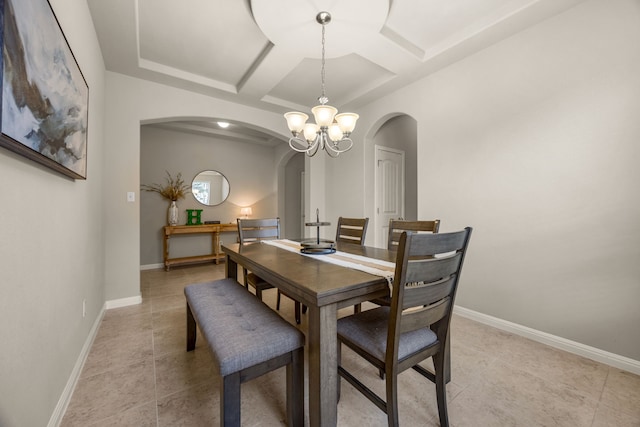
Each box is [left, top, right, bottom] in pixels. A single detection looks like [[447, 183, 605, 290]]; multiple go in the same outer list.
[[263, 239, 395, 287]]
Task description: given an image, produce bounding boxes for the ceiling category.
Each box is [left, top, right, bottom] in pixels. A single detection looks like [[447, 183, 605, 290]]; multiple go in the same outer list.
[[87, 0, 584, 145]]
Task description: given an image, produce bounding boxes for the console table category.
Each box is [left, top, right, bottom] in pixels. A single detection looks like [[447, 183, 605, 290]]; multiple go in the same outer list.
[[163, 224, 238, 271]]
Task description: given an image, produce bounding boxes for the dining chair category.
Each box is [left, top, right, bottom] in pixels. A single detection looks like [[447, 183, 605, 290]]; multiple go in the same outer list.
[[237, 218, 302, 324], [337, 228, 472, 427], [335, 217, 369, 245]]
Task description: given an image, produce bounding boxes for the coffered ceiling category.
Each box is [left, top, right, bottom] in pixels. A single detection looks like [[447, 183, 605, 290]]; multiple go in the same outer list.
[[87, 0, 585, 144]]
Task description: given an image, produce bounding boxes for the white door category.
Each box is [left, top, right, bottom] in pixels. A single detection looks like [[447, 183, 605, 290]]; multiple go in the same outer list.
[[375, 146, 405, 248]]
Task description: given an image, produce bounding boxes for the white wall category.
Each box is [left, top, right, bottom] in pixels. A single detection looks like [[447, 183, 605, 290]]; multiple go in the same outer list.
[[140, 125, 278, 265], [0, 0, 106, 425], [336, 0, 640, 360]]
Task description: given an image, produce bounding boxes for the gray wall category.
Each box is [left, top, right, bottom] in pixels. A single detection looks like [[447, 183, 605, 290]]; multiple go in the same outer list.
[[140, 125, 278, 266], [0, 0, 106, 425], [339, 0, 640, 361], [284, 153, 305, 239]]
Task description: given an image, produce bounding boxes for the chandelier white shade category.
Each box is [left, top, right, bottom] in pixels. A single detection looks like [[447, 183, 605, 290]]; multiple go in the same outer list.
[[284, 12, 359, 157]]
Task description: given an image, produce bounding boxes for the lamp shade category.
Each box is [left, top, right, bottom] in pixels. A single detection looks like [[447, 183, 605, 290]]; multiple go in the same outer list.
[[311, 105, 338, 127], [284, 112, 309, 133], [240, 207, 252, 217], [303, 123, 319, 142], [328, 123, 343, 142], [335, 113, 359, 134]]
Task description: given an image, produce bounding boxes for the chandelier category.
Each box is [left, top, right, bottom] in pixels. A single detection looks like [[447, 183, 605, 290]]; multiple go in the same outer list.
[[284, 12, 359, 158]]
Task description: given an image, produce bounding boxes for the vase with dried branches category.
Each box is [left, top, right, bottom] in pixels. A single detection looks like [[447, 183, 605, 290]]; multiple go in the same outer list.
[[141, 171, 191, 225]]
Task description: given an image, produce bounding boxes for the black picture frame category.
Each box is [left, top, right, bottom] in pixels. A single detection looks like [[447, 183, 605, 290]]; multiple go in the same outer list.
[[0, 0, 89, 180]]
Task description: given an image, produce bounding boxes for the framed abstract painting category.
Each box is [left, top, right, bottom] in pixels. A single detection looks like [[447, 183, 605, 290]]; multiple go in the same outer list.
[[0, 0, 89, 180]]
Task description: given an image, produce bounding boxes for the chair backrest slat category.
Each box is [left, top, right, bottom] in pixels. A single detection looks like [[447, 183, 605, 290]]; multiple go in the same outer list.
[[402, 276, 457, 310], [404, 253, 462, 284], [335, 217, 369, 245], [237, 218, 280, 245], [388, 219, 440, 251], [399, 297, 451, 334]]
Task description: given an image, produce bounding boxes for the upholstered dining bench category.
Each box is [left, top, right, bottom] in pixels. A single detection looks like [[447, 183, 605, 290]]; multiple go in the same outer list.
[[184, 278, 305, 427]]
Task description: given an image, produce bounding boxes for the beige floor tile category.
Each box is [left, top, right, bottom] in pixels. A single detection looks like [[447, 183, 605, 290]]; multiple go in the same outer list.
[[155, 347, 216, 398], [157, 381, 219, 427], [87, 401, 157, 427], [591, 402, 640, 427], [95, 311, 152, 341], [151, 293, 187, 313], [152, 305, 185, 331], [61, 359, 155, 426], [81, 329, 153, 378], [449, 360, 597, 427], [600, 368, 640, 418]]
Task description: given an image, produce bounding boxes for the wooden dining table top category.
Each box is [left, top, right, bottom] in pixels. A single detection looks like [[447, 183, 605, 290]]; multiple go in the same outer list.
[[222, 241, 395, 308]]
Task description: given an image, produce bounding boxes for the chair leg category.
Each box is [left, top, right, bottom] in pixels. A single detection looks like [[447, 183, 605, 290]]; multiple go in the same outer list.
[[385, 366, 400, 427], [186, 303, 196, 351], [221, 372, 241, 427], [256, 287, 263, 301], [354, 303, 362, 314], [286, 348, 304, 427], [302, 305, 307, 314], [294, 301, 301, 324], [434, 351, 450, 427], [337, 343, 342, 402], [276, 291, 282, 310]]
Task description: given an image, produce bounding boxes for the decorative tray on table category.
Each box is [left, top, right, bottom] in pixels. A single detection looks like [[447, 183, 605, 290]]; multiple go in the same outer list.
[[300, 239, 336, 255], [301, 209, 336, 255]]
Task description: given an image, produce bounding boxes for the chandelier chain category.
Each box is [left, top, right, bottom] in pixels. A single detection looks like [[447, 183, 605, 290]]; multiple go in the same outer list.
[[320, 23, 327, 103]]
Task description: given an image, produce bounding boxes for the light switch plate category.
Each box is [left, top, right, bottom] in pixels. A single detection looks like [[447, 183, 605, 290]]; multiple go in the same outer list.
[[127, 192, 135, 202]]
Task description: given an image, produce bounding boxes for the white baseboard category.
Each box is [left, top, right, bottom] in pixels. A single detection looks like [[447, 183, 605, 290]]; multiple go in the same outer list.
[[105, 295, 142, 309], [140, 263, 163, 271], [454, 305, 640, 376], [48, 304, 106, 427]]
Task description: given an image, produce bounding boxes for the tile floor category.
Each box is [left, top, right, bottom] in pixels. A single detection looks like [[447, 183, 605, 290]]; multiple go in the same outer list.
[[61, 263, 640, 426]]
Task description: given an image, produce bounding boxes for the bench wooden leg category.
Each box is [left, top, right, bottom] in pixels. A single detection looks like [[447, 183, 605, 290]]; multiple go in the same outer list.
[[186, 302, 196, 351], [221, 372, 241, 427], [287, 347, 304, 427]]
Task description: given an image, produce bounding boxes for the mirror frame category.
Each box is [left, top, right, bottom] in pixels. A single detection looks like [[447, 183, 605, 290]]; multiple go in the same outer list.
[[191, 170, 230, 206]]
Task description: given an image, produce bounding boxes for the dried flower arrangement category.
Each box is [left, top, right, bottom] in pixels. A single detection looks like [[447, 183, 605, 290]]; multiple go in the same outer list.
[[141, 171, 191, 201]]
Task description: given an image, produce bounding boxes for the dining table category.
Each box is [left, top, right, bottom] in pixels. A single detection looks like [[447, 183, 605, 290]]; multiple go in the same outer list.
[[222, 240, 450, 426]]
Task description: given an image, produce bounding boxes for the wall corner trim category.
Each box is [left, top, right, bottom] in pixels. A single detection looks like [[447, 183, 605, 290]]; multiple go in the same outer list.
[[105, 295, 143, 309], [453, 305, 640, 376]]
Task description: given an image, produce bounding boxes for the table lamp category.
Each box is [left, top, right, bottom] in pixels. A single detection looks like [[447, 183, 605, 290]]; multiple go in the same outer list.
[[240, 207, 252, 219]]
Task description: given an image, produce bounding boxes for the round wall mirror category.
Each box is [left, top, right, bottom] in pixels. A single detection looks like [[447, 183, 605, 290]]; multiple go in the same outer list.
[[191, 170, 230, 206]]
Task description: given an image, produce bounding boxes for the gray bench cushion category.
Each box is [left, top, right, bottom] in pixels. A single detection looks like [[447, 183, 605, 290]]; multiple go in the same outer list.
[[185, 278, 305, 376]]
